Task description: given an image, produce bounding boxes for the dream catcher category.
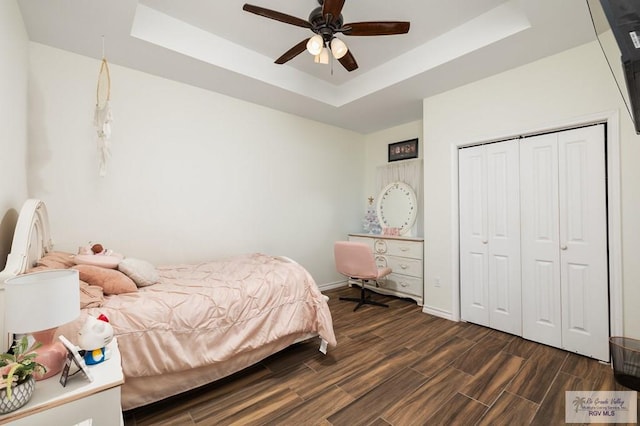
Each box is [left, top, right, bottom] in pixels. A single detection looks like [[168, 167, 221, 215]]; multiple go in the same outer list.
[[94, 52, 112, 177]]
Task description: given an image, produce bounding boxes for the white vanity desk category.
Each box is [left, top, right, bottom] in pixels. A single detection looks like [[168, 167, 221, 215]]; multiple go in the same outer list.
[[348, 233, 424, 306], [349, 179, 423, 305]]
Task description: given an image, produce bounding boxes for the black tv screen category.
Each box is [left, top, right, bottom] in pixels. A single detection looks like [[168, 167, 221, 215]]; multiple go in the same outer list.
[[588, 0, 640, 134]]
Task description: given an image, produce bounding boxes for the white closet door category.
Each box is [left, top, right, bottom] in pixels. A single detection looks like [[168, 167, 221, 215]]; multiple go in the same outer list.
[[521, 125, 608, 361], [558, 125, 609, 361], [521, 134, 562, 348], [460, 141, 520, 334], [459, 146, 489, 326], [486, 142, 521, 335]]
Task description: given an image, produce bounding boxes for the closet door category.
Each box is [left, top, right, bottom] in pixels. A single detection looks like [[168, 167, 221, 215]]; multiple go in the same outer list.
[[520, 134, 562, 348], [486, 142, 521, 335], [460, 140, 521, 334], [558, 126, 608, 361], [521, 125, 608, 361], [459, 146, 489, 326]]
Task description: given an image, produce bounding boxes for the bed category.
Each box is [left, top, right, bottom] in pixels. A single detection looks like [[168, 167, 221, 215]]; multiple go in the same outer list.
[[0, 199, 336, 410]]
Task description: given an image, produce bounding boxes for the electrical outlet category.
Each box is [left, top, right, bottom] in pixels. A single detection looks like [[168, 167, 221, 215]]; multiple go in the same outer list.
[[435, 277, 441, 287]]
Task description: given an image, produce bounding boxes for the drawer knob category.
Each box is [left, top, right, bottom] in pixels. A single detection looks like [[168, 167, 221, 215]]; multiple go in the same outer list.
[[375, 256, 388, 267], [400, 282, 408, 287], [400, 264, 408, 269], [374, 240, 387, 251]]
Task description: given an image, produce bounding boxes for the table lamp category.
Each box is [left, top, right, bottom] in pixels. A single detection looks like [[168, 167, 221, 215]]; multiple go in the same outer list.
[[4, 269, 80, 380]]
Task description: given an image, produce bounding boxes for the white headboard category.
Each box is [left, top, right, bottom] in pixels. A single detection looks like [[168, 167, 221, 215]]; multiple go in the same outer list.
[[0, 199, 53, 351]]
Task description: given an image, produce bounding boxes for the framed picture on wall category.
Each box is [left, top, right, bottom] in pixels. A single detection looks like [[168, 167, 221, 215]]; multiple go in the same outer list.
[[388, 138, 418, 162]]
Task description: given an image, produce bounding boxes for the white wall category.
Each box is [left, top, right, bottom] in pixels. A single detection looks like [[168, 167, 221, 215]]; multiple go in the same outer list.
[[0, 0, 29, 269], [363, 120, 424, 234], [363, 120, 423, 199], [423, 41, 640, 338], [27, 43, 365, 286]]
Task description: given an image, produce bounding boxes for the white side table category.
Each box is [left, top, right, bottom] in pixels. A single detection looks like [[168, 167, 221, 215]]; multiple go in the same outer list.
[[0, 338, 124, 425]]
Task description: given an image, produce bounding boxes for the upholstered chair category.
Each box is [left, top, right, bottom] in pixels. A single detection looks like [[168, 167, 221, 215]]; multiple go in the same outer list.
[[334, 241, 392, 311]]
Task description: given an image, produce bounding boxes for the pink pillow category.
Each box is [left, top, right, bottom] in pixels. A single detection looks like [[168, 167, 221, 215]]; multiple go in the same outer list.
[[73, 254, 122, 269], [37, 251, 76, 269], [72, 265, 137, 295]]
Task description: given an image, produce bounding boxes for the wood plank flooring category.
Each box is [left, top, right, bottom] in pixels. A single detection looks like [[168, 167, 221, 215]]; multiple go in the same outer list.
[[123, 286, 639, 425]]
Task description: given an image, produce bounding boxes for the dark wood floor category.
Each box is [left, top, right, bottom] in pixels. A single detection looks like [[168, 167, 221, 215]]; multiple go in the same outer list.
[[123, 286, 639, 425]]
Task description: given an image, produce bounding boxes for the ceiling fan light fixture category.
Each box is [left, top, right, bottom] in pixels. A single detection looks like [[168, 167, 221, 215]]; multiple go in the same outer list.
[[314, 47, 330, 64], [330, 37, 348, 59], [306, 34, 324, 55], [242, 1, 411, 72]]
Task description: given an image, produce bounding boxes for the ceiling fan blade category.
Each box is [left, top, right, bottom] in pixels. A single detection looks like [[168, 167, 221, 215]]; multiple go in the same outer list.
[[338, 50, 358, 72], [322, 0, 346, 24], [342, 21, 410, 36], [243, 4, 311, 29], [275, 39, 310, 64]]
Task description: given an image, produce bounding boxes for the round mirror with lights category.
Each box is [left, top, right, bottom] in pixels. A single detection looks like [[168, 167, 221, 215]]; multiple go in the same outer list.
[[376, 182, 417, 235]]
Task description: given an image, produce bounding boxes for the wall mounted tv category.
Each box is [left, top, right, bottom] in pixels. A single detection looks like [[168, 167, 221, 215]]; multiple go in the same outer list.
[[588, 0, 640, 134]]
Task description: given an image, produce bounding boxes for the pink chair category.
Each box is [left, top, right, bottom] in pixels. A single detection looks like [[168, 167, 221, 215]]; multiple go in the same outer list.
[[334, 241, 392, 311]]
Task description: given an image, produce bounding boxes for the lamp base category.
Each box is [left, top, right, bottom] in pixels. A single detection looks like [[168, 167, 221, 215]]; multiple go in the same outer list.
[[32, 330, 67, 380]]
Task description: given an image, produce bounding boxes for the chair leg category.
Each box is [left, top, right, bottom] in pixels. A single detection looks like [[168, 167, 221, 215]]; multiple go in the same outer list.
[[340, 281, 389, 311]]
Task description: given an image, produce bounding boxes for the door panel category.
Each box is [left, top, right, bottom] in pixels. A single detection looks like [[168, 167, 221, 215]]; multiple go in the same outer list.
[[521, 133, 562, 348], [492, 255, 510, 312], [460, 141, 520, 333], [533, 260, 556, 325], [459, 146, 489, 326], [486, 141, 521, 335], [565, 262, 589, 333], [558, 126, 609, 361], [470, 252, 486, 306]]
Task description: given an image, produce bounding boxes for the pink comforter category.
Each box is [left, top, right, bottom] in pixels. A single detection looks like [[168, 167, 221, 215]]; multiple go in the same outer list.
[[57, 253, 336, 408]]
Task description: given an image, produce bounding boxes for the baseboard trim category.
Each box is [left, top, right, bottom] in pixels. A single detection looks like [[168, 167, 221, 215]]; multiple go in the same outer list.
[[318, 280, 348, 291], [422, 305, 454, 321]]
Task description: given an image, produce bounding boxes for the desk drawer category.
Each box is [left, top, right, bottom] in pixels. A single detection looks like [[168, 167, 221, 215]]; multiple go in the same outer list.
[[373, 239, 422, 259], [375, 255, 422, 277], [378, 273, 422, 297]]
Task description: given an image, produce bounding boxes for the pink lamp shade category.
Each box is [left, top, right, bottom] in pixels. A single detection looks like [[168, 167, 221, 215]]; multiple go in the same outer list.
[[4, 269, 80, 380]]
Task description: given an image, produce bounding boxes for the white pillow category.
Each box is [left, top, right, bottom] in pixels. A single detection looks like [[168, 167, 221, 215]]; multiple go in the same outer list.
[[118, 258, 160, 287], [73, 254, 122, 269]]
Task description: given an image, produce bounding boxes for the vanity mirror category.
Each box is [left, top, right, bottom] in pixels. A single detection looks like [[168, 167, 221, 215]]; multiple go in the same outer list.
[[376, 182, 417, 236]]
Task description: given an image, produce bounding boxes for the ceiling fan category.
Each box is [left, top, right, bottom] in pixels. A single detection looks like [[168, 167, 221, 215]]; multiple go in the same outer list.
[[242, 0, 410, 72]]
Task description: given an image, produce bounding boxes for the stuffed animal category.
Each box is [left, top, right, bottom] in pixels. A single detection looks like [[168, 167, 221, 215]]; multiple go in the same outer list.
[[75, 242, 124, 268], [78, 242, 117, 257], [77, 314, 114, 365]]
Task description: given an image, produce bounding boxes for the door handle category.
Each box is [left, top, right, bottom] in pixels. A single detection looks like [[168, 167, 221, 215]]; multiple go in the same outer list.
[[482, 240, 488, 244]]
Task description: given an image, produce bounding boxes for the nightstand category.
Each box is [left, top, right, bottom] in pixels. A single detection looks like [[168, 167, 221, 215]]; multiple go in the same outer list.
[[0, 338, 124, 425]]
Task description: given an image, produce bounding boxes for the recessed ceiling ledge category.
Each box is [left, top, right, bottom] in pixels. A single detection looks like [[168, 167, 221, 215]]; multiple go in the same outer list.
[[332, 0, 532, 106], [130, 3, 344, 106]]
